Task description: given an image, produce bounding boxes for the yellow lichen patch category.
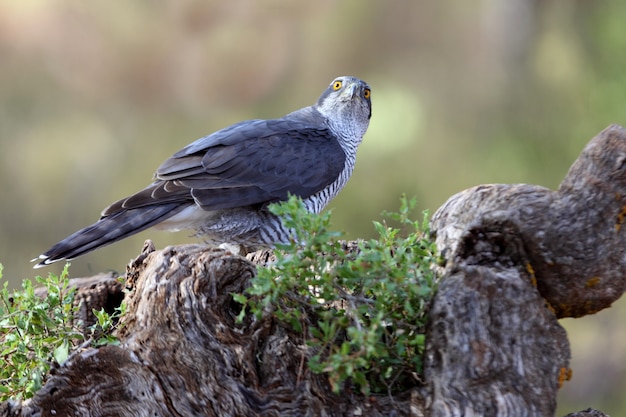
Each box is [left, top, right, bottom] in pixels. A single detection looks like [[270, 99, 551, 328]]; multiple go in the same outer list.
[[558, 367, 573, 388], [525, 262, 537, 287], [615, 205, 626, 232], [585, 276, 601, 288], [582, 299, 605, 316], [557, 303, 572, 318]]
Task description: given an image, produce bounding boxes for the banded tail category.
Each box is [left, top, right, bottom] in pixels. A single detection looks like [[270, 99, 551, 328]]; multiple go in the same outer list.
[[33, 203, 185, 268]]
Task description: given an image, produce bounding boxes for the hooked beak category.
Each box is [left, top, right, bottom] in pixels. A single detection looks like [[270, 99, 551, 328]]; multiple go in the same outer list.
[[340, 82, 359, 100]]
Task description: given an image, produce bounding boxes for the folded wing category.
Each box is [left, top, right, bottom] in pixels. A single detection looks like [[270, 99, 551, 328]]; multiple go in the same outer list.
[[103, 118, 346, 216]]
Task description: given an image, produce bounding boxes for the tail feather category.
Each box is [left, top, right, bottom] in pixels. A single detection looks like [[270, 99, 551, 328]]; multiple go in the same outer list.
[[34, 203, 186, 268]]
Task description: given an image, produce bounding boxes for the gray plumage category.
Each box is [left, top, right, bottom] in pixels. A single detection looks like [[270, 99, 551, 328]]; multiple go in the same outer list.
[[34, 76, 372, 268]]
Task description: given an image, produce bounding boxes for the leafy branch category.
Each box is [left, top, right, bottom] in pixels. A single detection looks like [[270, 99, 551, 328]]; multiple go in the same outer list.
[[236, 195, 439, 395], [0, 264, 122, 401]]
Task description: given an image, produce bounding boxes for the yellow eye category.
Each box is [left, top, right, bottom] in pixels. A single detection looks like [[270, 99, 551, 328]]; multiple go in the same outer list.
[[332, 80, 342, 91], [363, 88, 371, 99]]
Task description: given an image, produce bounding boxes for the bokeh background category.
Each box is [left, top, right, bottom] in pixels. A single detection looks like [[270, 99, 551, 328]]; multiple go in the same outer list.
[[1, 0, 625, 414]]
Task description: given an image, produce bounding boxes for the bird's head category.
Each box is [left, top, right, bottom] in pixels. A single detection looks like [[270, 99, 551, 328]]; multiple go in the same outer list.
[[315, 76, 371, 141]]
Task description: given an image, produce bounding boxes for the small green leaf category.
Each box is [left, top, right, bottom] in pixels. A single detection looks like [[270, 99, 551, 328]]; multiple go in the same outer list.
[[53, 342, 69, 364]]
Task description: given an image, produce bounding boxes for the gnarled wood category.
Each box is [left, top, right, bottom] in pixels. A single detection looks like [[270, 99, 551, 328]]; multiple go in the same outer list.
[[5, 125, 626, 416], [424, 250, 570, 416], [15, 244, 421, 417], [432, 124, 626, 318]]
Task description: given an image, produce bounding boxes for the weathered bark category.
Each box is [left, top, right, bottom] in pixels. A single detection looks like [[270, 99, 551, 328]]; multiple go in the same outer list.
[[423, 125, 626, 416], [432, 124, 626, 318], [424, 257, 570, 416], [4, 125, 626, 416], [8, 243, 420, 417]]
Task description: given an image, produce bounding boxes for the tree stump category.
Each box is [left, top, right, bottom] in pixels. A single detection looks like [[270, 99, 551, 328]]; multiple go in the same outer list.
[[4, 125, 626, 417]]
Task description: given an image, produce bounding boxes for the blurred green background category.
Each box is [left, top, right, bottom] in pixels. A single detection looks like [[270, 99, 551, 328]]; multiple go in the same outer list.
[[1, 0, 625, 414]]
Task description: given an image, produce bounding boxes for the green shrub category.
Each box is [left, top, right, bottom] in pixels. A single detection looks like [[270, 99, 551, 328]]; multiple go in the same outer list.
[[236, 195, 439, 395], [0, 265, 121, 401], [0, 264, 83, 400]]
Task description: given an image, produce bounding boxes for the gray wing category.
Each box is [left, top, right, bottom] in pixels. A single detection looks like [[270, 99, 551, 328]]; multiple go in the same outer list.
[[102, 117, 346, 216]]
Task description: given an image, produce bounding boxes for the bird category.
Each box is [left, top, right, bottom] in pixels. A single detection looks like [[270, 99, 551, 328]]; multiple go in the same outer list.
[[33, 76, 372, 268]]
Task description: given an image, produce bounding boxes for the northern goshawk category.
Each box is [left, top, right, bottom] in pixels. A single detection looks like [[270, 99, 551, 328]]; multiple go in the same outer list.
[[34, 76, 371, 267]]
